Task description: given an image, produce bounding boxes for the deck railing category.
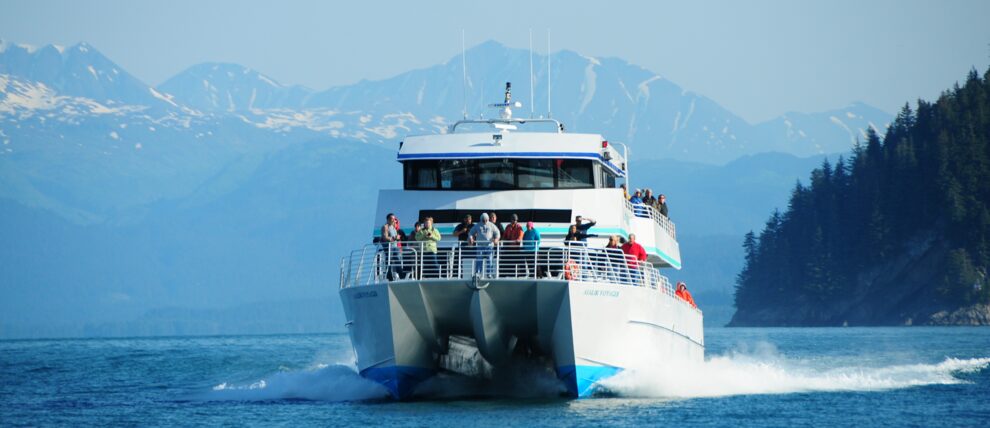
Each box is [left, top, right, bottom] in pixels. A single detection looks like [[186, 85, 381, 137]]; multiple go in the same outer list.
[[624, 199, 676, 240], [340, 240, 677, 298]]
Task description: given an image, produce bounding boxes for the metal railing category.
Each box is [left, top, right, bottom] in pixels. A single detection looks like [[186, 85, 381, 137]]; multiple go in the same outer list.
[[340, 240, 678, 298], [624, 199, 676, 239]]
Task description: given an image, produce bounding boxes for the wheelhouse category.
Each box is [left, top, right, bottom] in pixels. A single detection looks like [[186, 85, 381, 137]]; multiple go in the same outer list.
[[398, 132, 627, 191]]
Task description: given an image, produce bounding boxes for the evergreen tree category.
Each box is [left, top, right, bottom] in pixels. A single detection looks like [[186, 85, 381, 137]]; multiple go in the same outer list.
[[734, 67, 990, 320]]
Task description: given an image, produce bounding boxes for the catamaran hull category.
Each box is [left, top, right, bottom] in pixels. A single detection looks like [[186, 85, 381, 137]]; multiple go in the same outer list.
[[340, 279, 704, 399]]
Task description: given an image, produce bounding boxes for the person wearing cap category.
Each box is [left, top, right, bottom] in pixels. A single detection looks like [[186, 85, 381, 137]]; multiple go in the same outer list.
[[501, 214, 525, 276], [503, 214, 524, 245], [522, 221, 542, 277], [629, 190, 644, 205], [469, 213, 501, 276]]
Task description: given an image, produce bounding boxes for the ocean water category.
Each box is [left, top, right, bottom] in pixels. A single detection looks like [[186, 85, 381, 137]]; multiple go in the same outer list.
[[1, 328, 988, 426]]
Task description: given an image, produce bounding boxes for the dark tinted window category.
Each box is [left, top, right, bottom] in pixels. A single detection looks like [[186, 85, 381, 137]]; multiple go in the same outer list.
[[419, 209, 572, 224], [477, 159, 514, 189], [403, 158, 597, 190], [517, 159, 555, 189], [404, 160, 439, 189], [440, 160, 476, 189], [556, 159, 594, 188], [603, 169, 617, 188]]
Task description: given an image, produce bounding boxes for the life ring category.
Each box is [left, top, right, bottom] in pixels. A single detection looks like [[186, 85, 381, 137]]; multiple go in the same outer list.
[[564, 258, 580, 280]]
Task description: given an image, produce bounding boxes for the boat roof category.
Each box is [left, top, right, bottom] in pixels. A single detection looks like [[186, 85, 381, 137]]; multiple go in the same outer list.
[[398, 131, 627, 177]]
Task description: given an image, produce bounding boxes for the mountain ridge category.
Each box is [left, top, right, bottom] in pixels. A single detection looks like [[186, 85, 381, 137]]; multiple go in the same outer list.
[[2, 37, 892, 164]]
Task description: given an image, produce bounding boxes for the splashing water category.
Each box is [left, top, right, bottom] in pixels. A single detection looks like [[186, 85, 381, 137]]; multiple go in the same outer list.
[[600, 343, 990, 399], [205, 363, 389, 402], [200, 341, 989, 402]]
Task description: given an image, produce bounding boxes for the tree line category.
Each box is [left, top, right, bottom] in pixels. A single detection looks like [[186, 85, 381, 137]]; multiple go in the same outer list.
[[735, 68, 990, 314]]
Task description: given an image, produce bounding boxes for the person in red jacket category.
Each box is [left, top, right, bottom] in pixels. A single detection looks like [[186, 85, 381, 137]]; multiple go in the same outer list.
[[675, 281, 697, 308], [621, 234, 647, 285]]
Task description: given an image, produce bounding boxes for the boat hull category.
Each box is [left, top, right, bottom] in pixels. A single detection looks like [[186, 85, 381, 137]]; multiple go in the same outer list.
[[340, 279, 703, 399]]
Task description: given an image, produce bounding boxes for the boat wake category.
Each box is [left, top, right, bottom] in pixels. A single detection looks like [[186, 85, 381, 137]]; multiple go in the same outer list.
[[205, 363, 390, 402], [200, 343, 989, 402], [600, 342, 990, 399]]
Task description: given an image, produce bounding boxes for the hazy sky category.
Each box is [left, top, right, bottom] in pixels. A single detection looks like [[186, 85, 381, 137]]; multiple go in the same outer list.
[[2, 0, 989, 122]]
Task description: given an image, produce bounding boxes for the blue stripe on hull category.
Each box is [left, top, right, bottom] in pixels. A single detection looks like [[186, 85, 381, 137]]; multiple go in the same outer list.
[[361, 366, 435, 400], [557, 365, 622, 397]]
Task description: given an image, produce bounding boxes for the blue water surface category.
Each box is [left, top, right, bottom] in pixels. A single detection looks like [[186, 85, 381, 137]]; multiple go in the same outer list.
[[1, 328, 988, 426]]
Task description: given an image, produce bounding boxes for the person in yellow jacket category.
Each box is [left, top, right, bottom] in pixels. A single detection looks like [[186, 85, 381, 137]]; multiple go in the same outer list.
[[415, 216, 442, 277]]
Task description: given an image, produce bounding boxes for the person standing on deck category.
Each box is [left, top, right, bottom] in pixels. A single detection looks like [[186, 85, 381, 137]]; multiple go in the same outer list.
[[629, 190, 643, 205], [657, 194, 669, 218], [453, 214, 473, 242], [489, 212, 505, 236], [501, 214, 525, 276], [522, 221, 541, 277], [643, 189, 656, 206], [415, 217, 442, 278], [469, 213, 501, 276], [621, 234, 648, 286], [573, 215, 597, 242], [605, 235, 626, 282]]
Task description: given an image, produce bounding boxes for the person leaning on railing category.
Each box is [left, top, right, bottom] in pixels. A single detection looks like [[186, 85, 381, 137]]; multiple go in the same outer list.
[[621, 234, 647, 286], [415, 217, 441, 278], [469, 213, 501, 276]]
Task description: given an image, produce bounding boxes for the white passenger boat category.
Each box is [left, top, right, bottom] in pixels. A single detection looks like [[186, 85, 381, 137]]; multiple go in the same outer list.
[[339, 83, 704, 399]]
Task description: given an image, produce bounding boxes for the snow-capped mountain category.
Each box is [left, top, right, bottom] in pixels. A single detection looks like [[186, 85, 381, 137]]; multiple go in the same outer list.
[[0, 39, 176, 108], [754, 102, 891, 155], [158, 62, 313, 111], [149, 40, 890, 162]]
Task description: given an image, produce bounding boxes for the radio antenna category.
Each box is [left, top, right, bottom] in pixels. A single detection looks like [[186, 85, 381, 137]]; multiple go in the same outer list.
[[461, 29, 468, 119], [529, 29, 534, 118], [547, 29, 551, 119]]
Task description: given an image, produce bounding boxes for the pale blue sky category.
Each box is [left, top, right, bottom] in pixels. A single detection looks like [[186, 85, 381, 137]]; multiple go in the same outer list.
[[2, 0, 989, 122]]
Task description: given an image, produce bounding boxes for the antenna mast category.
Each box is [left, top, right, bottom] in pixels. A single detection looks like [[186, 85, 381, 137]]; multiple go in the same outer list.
[[529, 29, 534, 118], [547, 29, 551, 119], [461, 30, 468, 119]]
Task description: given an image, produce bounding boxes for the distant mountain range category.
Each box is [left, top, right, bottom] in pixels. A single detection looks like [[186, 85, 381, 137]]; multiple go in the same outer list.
[[2, 38, 890, 165], [0, 36, 881, 337]]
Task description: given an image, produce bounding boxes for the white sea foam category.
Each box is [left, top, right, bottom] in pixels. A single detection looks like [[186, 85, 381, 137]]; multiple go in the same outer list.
[[205, 364, 388, 402], [200, 344, 988, 402], [600, 343, 990, 399]]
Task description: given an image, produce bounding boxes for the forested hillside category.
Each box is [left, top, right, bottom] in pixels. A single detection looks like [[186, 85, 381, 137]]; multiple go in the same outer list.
[[731, 68, 990, 326]]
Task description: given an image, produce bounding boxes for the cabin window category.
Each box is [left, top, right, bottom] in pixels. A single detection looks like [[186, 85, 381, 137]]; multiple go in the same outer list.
[[404, 160, 439, 189], [517, 159, 555, 189], [556, 159, 594, 188], [602, 168, 617, 188], [477, 159, 515, 189], [404, 158, 601, 190], [440, 160, 475, 189]]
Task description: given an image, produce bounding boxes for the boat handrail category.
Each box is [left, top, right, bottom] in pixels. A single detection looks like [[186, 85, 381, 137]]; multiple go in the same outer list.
[[339, 240, 699, 312], [624, 199, 677, 240], [449, 118, 564, 133]]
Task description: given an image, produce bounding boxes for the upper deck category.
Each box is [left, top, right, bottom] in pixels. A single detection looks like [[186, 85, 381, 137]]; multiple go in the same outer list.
[[371, 82, 680, 269]]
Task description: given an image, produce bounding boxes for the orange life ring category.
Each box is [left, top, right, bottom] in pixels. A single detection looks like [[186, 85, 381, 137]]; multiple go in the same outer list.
[[564, 259, 580, 280]]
